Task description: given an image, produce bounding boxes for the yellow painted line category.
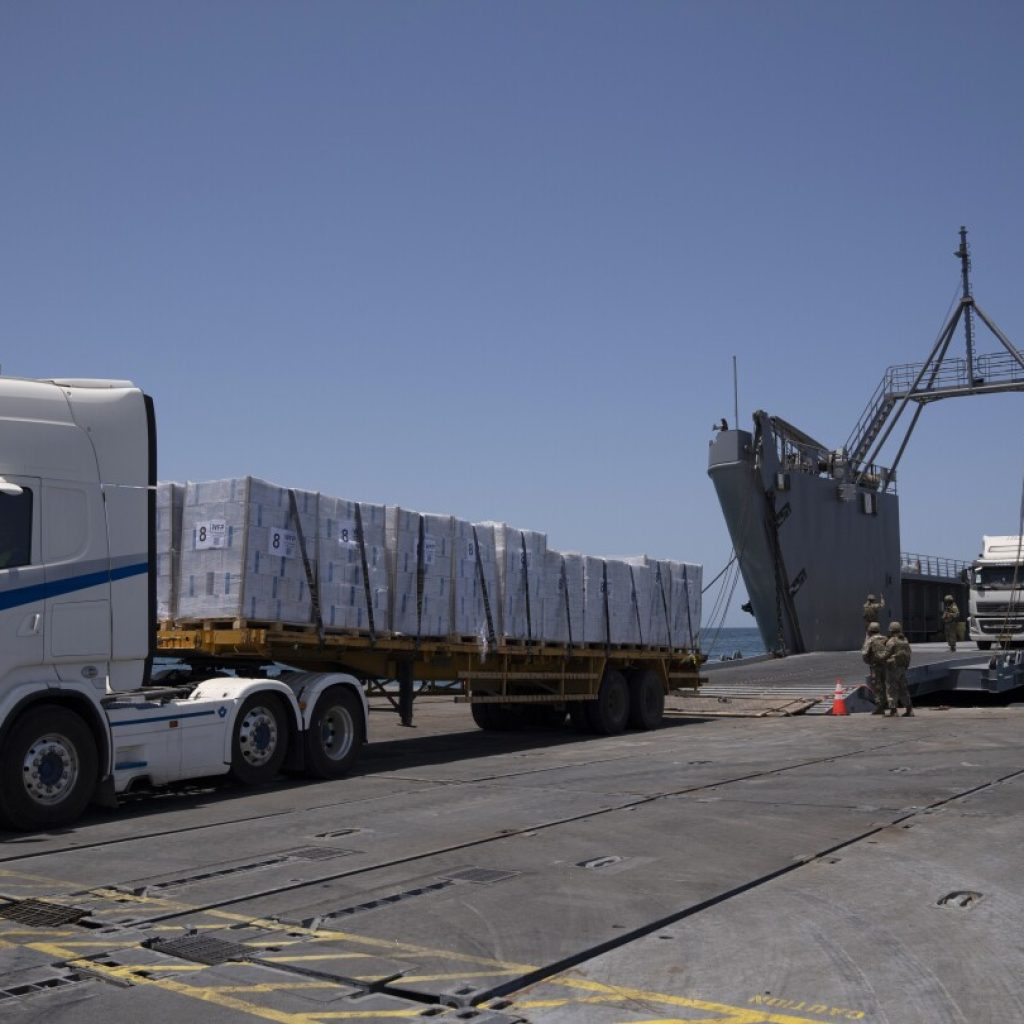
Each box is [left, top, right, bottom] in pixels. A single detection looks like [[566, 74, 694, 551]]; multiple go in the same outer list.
[[206, 982, 340, 994], [368, 970, 521, 983], [262, 954, 374, 963], [0, 867, 84, 888], [69, 957, 420, 1023], [0, 928, 78, 938], [547, 978, 842, 1024], [89, 887, 194, 911], [203, 909, 535, 972]]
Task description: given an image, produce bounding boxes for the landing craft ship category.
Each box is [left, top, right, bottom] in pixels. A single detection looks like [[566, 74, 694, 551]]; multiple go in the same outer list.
[[709, 229, 1024, 653]]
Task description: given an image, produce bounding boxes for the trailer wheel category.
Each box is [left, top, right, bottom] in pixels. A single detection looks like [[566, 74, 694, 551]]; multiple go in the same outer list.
[[568, 701, 592, 733], [470, 703, 519, 731], [229, 695, 288, 785], [627, 669, 665, 730], [306, 687, 363, 779], [0, 705, 98, 831], [976, 640, 992, 650], [586, 668, 630, 735], [524, 705, 567, 729]]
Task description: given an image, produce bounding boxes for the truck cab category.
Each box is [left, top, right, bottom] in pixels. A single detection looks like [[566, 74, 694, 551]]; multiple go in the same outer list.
[[0, 377, 367, 831], [968, 535, 1024, 650]]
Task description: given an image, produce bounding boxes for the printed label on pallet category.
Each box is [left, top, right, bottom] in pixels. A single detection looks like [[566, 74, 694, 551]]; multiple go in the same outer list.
[[268, 528, 298, 558], [195, 519, 227, 550]]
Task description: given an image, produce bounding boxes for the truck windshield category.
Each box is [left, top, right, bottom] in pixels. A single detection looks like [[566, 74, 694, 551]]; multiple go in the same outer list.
[[0, 488, 32, 569], [975, 564, 1023, 587]]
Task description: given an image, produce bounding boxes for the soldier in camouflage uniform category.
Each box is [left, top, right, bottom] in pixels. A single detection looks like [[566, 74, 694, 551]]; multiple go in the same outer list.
[[942, 594, 960, 652], [861, 621, 889, 714], [862, 593, 885, 632], [883, 620, 913, 717]]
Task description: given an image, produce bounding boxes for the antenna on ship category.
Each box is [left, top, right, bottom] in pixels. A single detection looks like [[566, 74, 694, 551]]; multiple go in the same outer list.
[[956, 226, 977, 389]]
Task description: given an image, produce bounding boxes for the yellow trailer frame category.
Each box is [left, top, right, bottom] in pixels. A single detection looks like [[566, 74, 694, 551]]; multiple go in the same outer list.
[[157, 624, 704, 725]]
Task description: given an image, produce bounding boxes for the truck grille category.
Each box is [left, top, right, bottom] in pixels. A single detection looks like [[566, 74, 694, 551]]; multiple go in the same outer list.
[[978, 619, 1024, 634]]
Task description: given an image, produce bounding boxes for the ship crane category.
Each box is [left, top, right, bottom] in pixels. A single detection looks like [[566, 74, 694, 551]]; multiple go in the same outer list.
[[847, 226, 1024, 484]]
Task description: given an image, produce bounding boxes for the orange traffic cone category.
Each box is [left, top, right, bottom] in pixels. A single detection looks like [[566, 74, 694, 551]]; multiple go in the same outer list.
[[830, 679, 848, 716]]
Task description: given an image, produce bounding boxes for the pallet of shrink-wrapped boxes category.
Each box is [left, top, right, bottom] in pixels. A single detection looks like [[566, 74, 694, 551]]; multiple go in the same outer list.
[[386, 508, 454, 638], [319, 496, 389, 634], [668, 561, 702, 649], [156, 482, 184, 622], [488, 524, 547, 642], [177, 477, 319, 625], [452, 520, 500, 642]]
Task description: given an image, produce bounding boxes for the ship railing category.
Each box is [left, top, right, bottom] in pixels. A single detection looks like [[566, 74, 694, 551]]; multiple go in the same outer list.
[[847, 351, 1024, 465], [900, 552, 971, 580], [774, 430, 895, 493]]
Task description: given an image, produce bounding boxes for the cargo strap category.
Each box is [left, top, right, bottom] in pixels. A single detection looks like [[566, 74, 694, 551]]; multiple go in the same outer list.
[[415, 515, 426, 649], [473, 525, 497, 647], [288, 489, 324, 647], [561, 557, 573, 650], [682, 564, 694, 649], [521, 534, 533, 645], [629, 565, 644, 648], [354, 503, 376, 646], [602, 559, 611, 653], [657, 564, 673, 649]]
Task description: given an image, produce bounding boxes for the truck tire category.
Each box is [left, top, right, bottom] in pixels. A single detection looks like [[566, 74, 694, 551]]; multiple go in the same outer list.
[[586, 668, 630, 735], [976, 640, 992, 651], [305, 687, 363, 779], [568, 701, 593, 733], [0, 705, 98, 831], [470, 702, 519, 731], [627, 669, 665, 730], [229, 694, 288, 785], [524, 705, 567, 729]]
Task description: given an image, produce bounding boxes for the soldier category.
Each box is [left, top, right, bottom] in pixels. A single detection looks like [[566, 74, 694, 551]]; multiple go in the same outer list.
[[861, 621, 888, 714], [883, 621, 913, 717], [862, 593, 885, 631], [942, 594, 960, 652]]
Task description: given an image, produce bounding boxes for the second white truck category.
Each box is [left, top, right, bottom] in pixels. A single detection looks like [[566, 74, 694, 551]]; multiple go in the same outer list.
[[968, 535, 1024, 649]]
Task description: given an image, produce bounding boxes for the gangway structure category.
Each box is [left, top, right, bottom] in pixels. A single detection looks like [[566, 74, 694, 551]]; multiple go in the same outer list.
[[848, 227, 1024, 483]]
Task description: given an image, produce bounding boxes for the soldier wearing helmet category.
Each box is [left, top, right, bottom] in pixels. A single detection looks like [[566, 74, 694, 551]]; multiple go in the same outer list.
[[862, 592, 885, 632], [882, 621, 913, 716], [941, 594, 960, 652], [861, 621, 888, 714]]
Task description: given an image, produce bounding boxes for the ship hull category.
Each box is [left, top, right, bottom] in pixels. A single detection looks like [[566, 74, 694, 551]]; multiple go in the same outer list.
[[709, 414, 901, 652]]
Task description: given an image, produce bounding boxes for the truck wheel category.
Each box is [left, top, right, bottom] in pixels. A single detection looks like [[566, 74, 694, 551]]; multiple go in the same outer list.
[[0, 705, 98, 832], [229, 695, 288, 785], [524, 705, 567, 729], [568, 701, 593, 733], [976, 640, 992, 651], [470, 703, 519, 731], [306, 687, 363, 779], [586, 668, 630, 735], [627, 669, 665, 730]]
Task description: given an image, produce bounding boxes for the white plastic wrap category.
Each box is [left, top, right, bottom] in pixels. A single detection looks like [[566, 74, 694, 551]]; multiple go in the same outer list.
[[453, 520, 499, 640], [319, 497, 389, 633], [490, 524, 547, 641], [177, 477, 318, 624], [156, 481, 184, 622], [387, 508, 454, 637]]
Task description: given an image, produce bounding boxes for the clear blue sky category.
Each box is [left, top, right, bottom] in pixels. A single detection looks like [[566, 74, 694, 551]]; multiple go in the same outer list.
[[2, 1, 1022, 628]]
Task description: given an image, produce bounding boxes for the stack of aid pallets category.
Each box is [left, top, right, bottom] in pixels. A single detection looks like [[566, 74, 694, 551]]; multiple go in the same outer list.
[[157, 478, 702, 647]]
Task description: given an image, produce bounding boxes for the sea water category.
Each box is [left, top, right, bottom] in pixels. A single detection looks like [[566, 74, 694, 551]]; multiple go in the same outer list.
[[700, 626, 767, 661]]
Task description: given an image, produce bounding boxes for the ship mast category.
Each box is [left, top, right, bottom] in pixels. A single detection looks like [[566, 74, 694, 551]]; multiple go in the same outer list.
[[848, 227, 1024, 485]]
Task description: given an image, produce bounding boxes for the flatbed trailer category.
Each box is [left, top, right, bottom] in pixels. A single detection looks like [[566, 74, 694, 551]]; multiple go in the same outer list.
[[157, 623, 705, 730]]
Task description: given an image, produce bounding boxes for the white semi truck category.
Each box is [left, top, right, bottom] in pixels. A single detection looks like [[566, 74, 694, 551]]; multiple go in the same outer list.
[[0, 376, 703, 832], [968, 535, 1024, 649], [0, 377, 368, 831]]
